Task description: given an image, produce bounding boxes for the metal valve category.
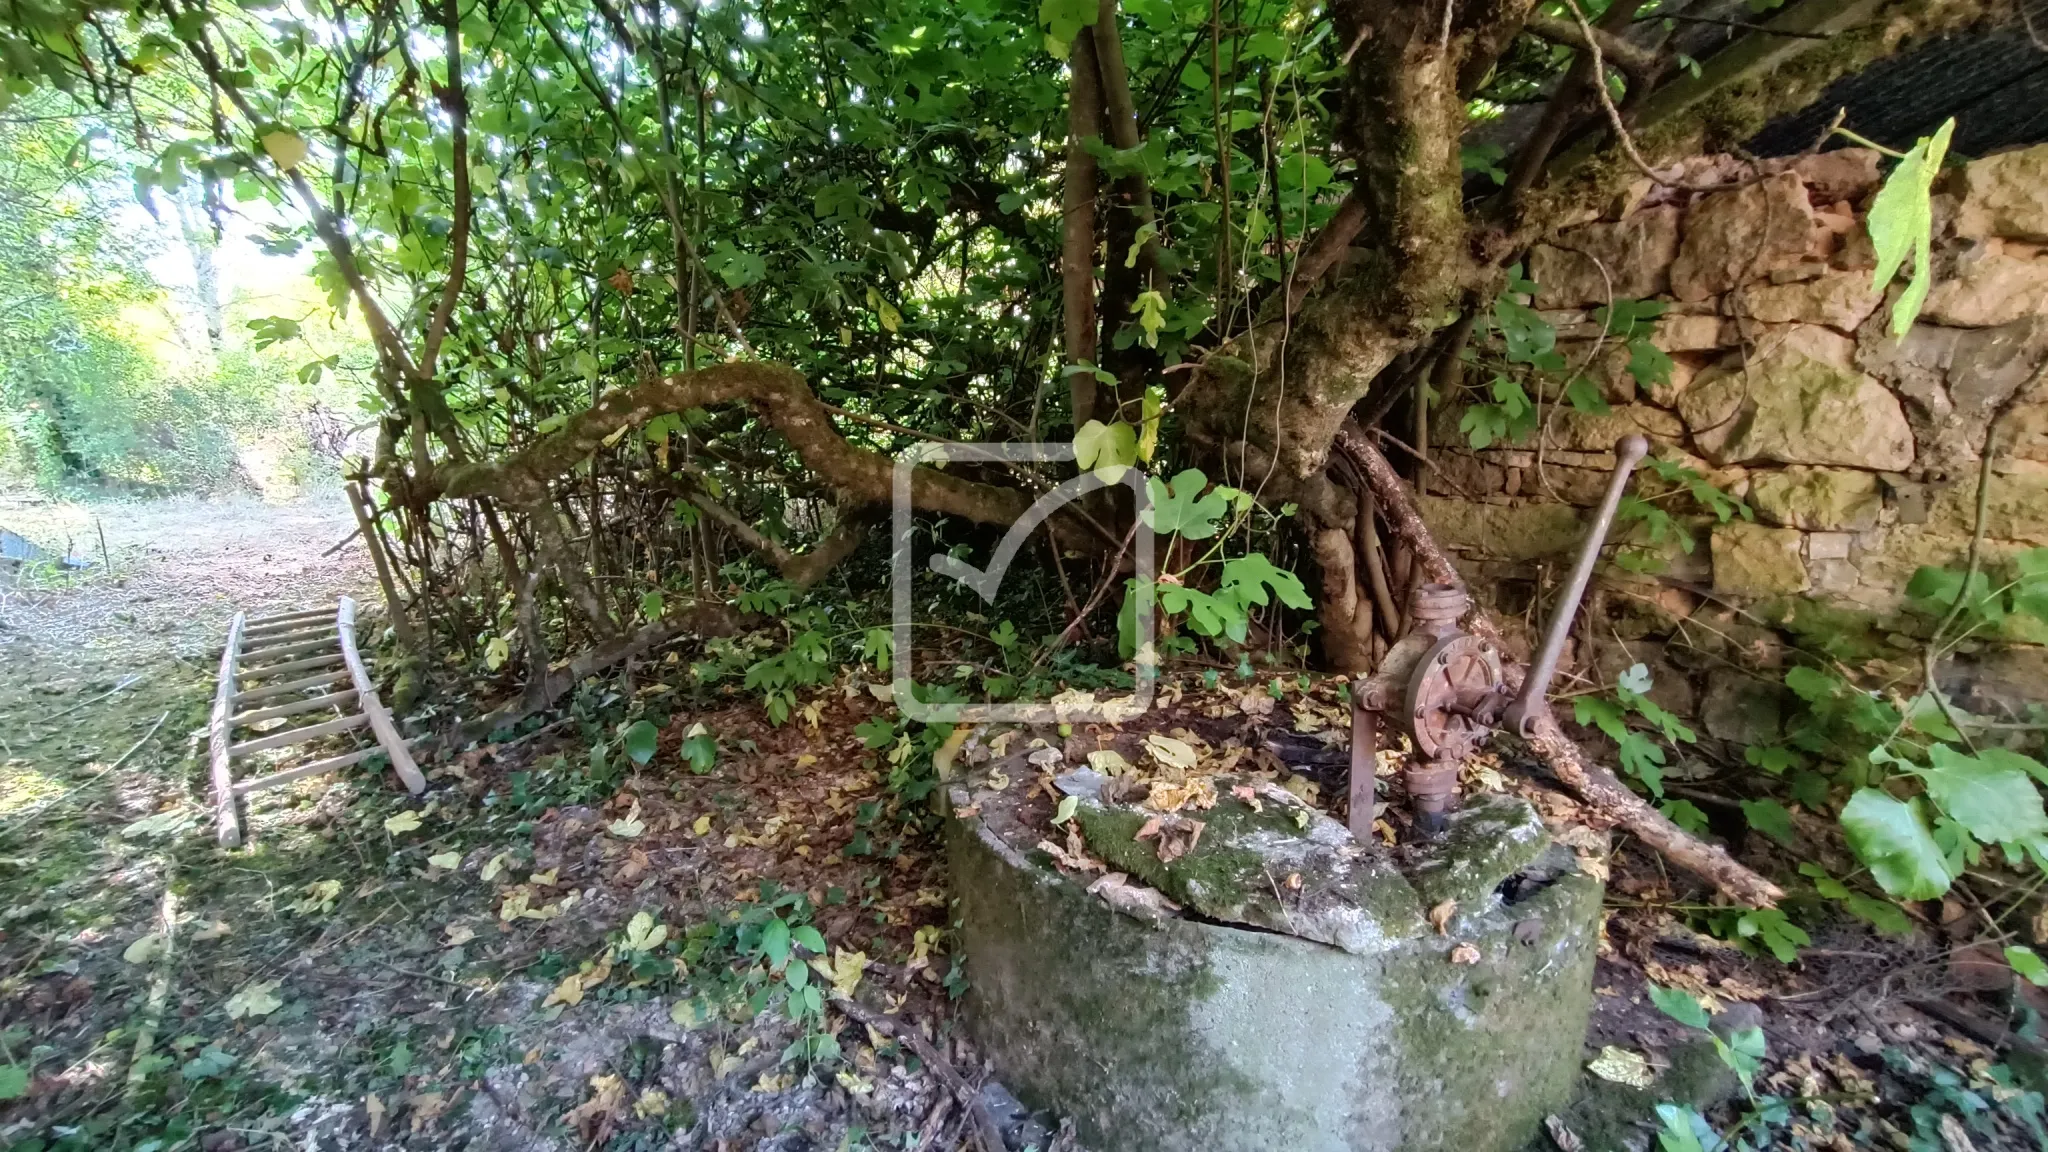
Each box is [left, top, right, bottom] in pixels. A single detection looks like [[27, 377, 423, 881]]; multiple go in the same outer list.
[[1347, 435, 1649, 841]]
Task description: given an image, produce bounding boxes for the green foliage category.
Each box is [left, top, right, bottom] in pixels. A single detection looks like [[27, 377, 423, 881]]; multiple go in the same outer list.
[[1116, 470, 1308, 656], [1461, 275, 1673, 451], [1868, 118, 1956, 338], [1614, 458, 1750, 574], [1573, 663, 1693, 798], [1840, 789, 1953, 900]]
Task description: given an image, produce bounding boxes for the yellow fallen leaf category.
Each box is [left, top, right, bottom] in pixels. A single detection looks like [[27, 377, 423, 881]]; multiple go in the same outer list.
[[427, 852, 460, 871], [499, 889, 531, 921], [543, 972, 585, 1008], [444, 924, 476, 946], [1586, 1045, 1655, 1088], [609, 803, 646, 838], [809, 948, 867, 998], [366, 1093, 385, 1137], [529, 868, 557, 886], [1145, 732, 1198, 770], [123, 933, 166, 965], [481, 852, 510, 882], [1087, 749, 1134, 775], [692, 814, 712, 836], [384, 811, 422, 834], [1428, 900, 1457, 936]]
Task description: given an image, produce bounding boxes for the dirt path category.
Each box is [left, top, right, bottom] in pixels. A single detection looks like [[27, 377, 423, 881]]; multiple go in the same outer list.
[[0, 490, 370, 665], [0, 491, 963, 1152]]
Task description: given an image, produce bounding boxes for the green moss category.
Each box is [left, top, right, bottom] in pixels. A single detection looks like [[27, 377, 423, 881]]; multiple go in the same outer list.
[[1753, 596, 1891, 662], [1404, 793, 1554, 910], [1073, 800, 1270, 913]]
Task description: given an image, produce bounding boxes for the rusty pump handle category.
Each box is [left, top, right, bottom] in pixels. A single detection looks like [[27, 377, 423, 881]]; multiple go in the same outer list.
[[1503, 435, 1650, 737]]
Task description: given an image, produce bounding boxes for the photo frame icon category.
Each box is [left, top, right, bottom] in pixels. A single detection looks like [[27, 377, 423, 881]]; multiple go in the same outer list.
[[891, 441, 1154, 724]]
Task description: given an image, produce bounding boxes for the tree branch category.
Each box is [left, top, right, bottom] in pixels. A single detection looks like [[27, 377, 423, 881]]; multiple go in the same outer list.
[[430, 362, 1047, 535], [418, 0, 470, 378], [1063, 29, 1104, 426], [1522, 13, 1662, 80]]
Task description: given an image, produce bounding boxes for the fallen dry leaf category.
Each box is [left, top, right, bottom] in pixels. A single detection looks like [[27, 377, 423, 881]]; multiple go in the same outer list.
[[1449, 942, 1481, 965], [1585, 1045, 1653, 1088], [1428, 900, 1457, 936]]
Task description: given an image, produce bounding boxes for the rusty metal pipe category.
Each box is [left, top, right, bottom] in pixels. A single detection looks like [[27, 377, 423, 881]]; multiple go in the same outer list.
[[1505, 435, 1649, 736], [1348, 699, 1377, 841]]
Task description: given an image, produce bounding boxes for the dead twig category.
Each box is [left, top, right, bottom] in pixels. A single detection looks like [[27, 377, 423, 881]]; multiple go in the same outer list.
[[831, 996, 1005, 1152]]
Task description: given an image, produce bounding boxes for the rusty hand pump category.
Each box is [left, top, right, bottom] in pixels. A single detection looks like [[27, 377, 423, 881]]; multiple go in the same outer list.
[[1348, 435, 1650, 841]]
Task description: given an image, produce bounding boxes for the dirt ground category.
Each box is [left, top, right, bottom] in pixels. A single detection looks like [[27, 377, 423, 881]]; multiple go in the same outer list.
[[0, 490, 967, 1152], [3, 489, 2048, 1152]]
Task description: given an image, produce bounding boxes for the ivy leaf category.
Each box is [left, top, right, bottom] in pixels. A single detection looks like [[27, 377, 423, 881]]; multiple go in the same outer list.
[[1219, 552, 1312, 612], [1840, 789, 1953, 900], [1142, 469, 1229, 539], [260, 129, 308, 170], [1741, 798, 1797, 848], [225, 980, 284, 1019], [1653, 1104, 1712, 1152], [1867, 117, 1955, 338], [2007, 945, 2048, 987], [760, 917, 792, 968], [1616, 662, 1654, 696], [1844, 894, 1914, 936], [1648, 984, 1711, 1030], [623, 720, 660, 767], [1073, 418, 1138, 483], [623, 911, 668, 952], [1133, 289, 1167, 349], [0, 1065, 26, 1101], [680, 723, 717, 774], [1037, 0, 1098, 55], [1919, 744, 2048, 845]]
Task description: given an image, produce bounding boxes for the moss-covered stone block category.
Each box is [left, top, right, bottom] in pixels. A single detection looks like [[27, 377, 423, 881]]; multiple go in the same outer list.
[[951, 779, 1604, 1152], [1747, 466, 1882, 531], [1403, 792, 1554, 910], [1711, 522, 1809, 597]]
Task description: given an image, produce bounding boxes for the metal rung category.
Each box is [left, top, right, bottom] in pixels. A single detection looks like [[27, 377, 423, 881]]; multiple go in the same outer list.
[[230, 689, 358, 728], [233, 672, 349, 706], [245, 608, 331, 627], [233, 744, 383, 796], [237, 652, 345, 681], [241, 636, 340, 665], [227, 712, 367, 757]]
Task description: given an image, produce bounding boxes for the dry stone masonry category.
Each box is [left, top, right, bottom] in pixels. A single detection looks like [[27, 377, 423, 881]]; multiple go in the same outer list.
[[1426, 141, 2048, 732]]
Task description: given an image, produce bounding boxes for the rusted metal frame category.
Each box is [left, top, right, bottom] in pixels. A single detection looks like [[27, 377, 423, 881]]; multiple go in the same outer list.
[[233, 671, 350, 705], [229, 689, 359, 728], [338, 597, 427, 794], [227, 712, 368, 758], [233, 745, 384, 796], [1504, 435, 1649, 736], [209, 612, 246, 847], [1335, 427, 1785, 906]]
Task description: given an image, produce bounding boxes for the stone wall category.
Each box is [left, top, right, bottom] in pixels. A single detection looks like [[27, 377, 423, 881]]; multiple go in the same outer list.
[[1421, 142, 2048, 733]]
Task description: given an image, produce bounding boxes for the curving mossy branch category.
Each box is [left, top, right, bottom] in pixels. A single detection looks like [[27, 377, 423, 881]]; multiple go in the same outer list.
[[427, 362, 1031, 519]]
